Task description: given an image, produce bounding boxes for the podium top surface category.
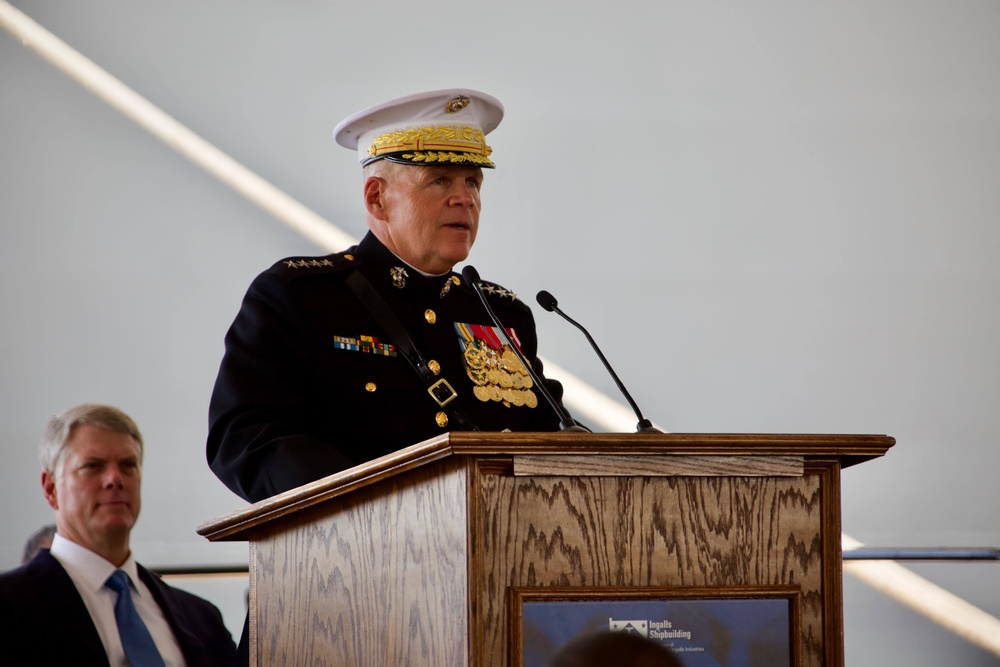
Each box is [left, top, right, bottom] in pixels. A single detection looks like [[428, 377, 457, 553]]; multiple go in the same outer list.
[[197, 431, 894, 542]]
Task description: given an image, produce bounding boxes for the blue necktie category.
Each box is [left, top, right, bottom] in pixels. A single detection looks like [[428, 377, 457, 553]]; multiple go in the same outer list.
[[104, 569, 166, 667]]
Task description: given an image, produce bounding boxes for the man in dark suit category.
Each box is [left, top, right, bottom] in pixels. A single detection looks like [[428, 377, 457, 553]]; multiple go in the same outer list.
[[0, 403, 236, 666], [207, 89, 576, 504]]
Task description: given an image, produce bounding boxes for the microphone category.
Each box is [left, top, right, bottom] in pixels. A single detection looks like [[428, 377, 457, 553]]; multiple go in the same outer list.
[[461, 266, 590, 433], [536, 289, 662, 433]]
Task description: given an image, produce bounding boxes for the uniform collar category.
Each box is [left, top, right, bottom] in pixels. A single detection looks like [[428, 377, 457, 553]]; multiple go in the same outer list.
[[357, 232, 460, 297]]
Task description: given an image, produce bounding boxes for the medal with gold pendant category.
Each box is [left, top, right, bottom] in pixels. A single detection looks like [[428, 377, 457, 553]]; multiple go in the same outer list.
[[455, 322, 537, 408]]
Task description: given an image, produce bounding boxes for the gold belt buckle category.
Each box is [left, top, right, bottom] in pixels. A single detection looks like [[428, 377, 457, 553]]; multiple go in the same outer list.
[[428, 378, 457, 407]]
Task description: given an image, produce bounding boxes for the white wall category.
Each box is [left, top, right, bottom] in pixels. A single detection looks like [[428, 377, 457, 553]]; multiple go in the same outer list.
[[2, 1, 998, 663]]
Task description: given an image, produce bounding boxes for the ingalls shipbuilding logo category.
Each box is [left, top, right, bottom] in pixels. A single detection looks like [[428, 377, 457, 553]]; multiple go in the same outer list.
[[610, 617, 693, 642], [608, 618, 648, 636]]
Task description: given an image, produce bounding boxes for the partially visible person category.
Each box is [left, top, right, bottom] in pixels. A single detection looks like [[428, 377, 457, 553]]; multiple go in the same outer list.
[[0, 403, 237, 666], [21, 523, 56, 565], [549, 631, 683, 667]]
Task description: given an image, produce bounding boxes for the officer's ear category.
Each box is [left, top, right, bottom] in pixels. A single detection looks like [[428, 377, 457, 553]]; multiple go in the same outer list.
[[364, 176, 389, 221]]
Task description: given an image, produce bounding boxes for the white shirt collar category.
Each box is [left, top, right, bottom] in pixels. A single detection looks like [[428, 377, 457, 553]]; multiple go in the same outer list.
[[49, 532, 141, 593], [385, 248, 450, 278]]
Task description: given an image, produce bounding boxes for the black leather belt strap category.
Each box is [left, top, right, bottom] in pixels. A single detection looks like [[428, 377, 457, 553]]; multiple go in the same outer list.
[[346, 269, 479, 431]]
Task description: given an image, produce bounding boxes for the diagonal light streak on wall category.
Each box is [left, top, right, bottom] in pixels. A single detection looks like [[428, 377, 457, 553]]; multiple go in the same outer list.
[[0, 1, 352, 254], [3, 0, 997, 657]]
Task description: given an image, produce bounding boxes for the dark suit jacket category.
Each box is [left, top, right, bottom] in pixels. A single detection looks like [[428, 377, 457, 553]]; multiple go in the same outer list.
[[0, 550, 236, 667]]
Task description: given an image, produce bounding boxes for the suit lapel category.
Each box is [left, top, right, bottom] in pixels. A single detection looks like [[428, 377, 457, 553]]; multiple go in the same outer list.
[[28, 551, 111, 666], [137, 564, 203, 661]]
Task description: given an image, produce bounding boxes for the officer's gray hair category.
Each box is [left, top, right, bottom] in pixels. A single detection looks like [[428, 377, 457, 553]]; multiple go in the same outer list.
[[362, 157, 396, 181], [40, 403, 144, 476]]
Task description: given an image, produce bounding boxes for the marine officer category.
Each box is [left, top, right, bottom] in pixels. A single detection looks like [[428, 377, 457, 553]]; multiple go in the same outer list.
[[207, 88, 570, 503]]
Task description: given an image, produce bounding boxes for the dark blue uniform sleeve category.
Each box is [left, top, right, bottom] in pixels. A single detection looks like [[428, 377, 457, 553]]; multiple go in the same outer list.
[[207, 269, 356, 503]]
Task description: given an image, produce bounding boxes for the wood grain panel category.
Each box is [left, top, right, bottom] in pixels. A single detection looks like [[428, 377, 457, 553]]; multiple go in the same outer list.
[[812, 459, 844, 666], [473, 469, 828, 666], [252, 458, 470, 666], [513, 454, 804, 477]]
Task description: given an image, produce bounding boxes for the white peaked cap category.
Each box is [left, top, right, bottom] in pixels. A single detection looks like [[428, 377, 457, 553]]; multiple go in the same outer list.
[[333, 88, 504, 168]]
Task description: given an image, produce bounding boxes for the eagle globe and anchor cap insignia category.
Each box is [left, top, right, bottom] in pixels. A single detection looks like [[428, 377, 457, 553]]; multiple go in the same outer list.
[[445, 95, 471, 113]]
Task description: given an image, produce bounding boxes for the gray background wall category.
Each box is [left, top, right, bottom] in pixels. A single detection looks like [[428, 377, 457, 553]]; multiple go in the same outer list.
[[1, 1, 998, 664]]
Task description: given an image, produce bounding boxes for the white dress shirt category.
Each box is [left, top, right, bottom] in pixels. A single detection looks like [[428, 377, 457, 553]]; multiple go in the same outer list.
[[49, 533, 187, 666]]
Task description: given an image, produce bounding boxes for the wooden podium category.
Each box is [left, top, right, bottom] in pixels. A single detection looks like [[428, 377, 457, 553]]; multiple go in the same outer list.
[[197, 432, 893, 666]]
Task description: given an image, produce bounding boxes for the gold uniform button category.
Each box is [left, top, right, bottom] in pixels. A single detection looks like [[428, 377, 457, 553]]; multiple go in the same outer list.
[[435, 412, 449, 428], [424, 309, 437, 324], [427, 359, 441, 376], [365, 382, 377, 392], [344, 254, 355, 261]]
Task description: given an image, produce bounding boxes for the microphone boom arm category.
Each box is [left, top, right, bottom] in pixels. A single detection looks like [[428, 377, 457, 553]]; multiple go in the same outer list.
[[536, 290, 661, 433]]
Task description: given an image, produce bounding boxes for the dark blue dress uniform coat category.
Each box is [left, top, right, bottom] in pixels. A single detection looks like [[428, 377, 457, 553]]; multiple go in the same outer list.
[[208, 232, 566, 502]]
